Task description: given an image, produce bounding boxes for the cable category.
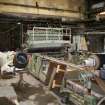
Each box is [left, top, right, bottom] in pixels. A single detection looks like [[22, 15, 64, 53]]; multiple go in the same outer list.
[[97, 97, 105, 105]]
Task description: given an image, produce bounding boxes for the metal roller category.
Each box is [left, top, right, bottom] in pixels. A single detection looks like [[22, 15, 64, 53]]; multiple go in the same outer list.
[[83, 54, 99, 69], [83, 53, 105, 70]]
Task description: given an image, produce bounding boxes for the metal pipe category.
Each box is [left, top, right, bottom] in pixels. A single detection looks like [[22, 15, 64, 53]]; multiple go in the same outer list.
[[27, 47, 63, 53], [85, 31, 105, 35]]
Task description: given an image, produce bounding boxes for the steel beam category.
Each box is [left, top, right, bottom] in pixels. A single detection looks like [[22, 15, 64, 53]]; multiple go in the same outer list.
[[0, 3, 82, 19]]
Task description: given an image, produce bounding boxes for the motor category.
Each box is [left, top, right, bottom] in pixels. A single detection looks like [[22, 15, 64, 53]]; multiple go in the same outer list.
[[13, 52, 29, 69]]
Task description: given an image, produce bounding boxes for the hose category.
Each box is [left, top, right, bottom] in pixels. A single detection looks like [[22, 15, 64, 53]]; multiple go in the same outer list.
[[97, 97, 105, 105]]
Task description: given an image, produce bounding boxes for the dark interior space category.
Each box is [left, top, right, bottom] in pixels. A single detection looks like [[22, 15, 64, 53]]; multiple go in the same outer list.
[[86, 35, 105, 53], [85, 0, 105, 19], [0, 15, 23, 51]]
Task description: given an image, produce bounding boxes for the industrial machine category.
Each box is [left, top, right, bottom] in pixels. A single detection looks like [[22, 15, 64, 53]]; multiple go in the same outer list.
[[61, 53, 105, 105], [0, 41, 105, 105]]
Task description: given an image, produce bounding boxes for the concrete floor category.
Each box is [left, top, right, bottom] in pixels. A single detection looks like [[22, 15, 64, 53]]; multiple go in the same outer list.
[[0, 73, 61, 105]]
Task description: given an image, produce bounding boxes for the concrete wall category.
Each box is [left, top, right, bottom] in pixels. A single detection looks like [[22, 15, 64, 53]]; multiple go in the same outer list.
[[0, 0, 84, 19]]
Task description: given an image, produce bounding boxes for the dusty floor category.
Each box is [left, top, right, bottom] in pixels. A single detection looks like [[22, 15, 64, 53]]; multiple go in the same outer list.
[[0, 73, 62, 105]]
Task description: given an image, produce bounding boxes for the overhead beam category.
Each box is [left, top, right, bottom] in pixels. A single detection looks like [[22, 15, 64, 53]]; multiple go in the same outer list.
[[0, 3, 83, 20]]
